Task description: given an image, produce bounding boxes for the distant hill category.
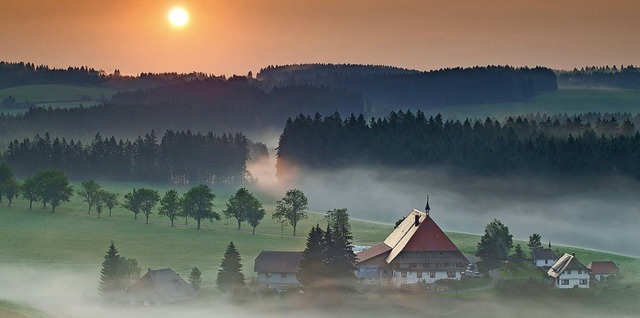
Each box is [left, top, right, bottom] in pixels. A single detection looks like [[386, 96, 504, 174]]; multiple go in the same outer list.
[[258, 64, 558, 113], [557, 65, 640, 89]]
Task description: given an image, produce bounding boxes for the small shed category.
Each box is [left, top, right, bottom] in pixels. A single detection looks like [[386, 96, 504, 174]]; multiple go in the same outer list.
[[127, 268, 195, 305], [587, 261, 620, 281], [532, 248, 557, 268]]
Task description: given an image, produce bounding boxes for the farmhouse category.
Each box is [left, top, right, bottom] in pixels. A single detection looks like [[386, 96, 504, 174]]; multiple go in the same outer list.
[[254, 251, 303, 289], [532, 248, 558, 268], [127, 268, 195, 305], [547, 253, 590, 289], [356, 207, 469, 287], [587, 261, 620, 281]]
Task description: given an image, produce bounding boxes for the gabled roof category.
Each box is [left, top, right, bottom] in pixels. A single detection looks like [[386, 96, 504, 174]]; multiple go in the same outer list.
[[532, 248, 557, 260], [587, 261, 620, 275], [547, 253, 588, 278], [356, 243, 391, 263], [127, 268, 195, 302], [254, 251, 302, 273], [384, 209, 461, 263]]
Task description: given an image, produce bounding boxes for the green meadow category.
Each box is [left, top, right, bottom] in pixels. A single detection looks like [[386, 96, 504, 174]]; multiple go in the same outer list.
[[1, 181, 638, 287], [0, 84, 116, 110], [431, 88, 640, 120]]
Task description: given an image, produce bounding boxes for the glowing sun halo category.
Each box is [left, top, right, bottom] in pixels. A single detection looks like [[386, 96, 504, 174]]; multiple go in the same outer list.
[[168, 7, 189, 27]]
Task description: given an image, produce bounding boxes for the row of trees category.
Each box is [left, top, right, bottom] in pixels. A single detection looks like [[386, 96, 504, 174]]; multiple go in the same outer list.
[[276, 111, 640, 179], [6, 130, 253, 185], [557, 65, 640, 89]]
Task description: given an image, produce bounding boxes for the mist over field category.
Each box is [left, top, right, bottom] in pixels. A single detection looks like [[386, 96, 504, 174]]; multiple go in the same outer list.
[[0, 265, 631, 318], [250, 160, 640, 257]]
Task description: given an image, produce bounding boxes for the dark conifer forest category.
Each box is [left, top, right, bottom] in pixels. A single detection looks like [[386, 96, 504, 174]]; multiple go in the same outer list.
[[5, 130, 261, 185], [276, 111, 640, 179]]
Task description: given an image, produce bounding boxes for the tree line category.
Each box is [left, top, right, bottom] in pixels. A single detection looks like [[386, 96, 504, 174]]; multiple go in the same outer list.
[[5, 130, 255, 185], [557, 65, 640, 89], [0, 61, 105, 88], [276, 110, 640, 179]]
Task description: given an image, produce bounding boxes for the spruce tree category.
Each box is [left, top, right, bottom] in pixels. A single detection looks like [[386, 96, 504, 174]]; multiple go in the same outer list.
[[189, 267, 202, 291], [98, 241, 126, 297], [216, 242, 245, 292], [297, 224, 326, 288]]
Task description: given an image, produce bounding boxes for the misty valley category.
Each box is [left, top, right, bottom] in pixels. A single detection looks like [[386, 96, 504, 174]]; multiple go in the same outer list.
[[1, 61, 639, 318]]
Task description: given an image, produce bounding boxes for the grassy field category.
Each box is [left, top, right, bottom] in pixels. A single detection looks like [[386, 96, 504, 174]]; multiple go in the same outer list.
[[1, 181, 638, 287], [0, 84, 116, 111], [1, 182, 639, 318], [430, 88, 640, 120]]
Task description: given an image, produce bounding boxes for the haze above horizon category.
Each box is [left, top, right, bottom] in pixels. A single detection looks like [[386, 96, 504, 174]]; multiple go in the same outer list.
[[1, 0, 639, 76]]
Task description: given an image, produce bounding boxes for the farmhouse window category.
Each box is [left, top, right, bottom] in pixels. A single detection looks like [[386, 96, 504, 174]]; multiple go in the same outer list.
[[410, 263, 417, 269], [447, 271, 456, 278], [430, 272, 436, 278], [401, 272, 407, 278], [578, 270, 582, 274], [561, 279, 569, 285], [567, 270, 572, 274], [580, 279, 588, 285], [281, 273, 287, 278], [266, 272, 272, 278], [417, 272, 423, 279]]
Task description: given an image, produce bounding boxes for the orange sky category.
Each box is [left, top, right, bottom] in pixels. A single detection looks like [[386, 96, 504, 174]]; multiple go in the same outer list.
[[1, 0, 639, 76]]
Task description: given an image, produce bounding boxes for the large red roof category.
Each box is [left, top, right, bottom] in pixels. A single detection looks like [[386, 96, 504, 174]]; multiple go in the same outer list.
[[402, 214, 460, 251]]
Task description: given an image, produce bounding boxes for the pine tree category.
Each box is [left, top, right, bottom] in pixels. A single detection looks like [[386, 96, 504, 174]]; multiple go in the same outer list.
[[189, 267, 202, 291], [98, 241, 126, 297], [216, 242, 245, 292], [297, 224, 326, 288]]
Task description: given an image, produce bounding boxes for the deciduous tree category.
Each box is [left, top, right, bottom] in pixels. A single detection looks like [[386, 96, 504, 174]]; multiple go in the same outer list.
[[123, 188, 160, 223], [77, 179, 101, 214], [159, 189, 181, 227], [182, 185, 220, 229], [476, 219, 513, 270], [272, 189, 308, 236], [223, 188, 265, 233]]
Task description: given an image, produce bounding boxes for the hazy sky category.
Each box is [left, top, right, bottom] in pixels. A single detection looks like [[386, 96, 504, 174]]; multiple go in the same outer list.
[[1, 0, 639, 76]]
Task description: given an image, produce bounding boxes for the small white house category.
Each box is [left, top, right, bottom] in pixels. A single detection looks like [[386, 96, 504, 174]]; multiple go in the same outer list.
[[254, 251, 302, 289], [532, 248, 557, 268], [587, 261, 620, 281], [547, 253, 590, 289]]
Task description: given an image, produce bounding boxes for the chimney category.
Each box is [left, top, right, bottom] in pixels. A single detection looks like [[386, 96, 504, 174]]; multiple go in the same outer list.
[[414, 215, 420, 227], [572, 253, 576, 257]]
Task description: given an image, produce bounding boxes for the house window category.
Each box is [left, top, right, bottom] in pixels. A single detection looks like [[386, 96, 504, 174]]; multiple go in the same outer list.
[[409, 263, 417, 269], [429, 272, 436, 278], [281, 273, 287, 278], [447, 271, 456, 278], [400, 263, 409, 269], [417, 272, 423, 279], [266, 272, 272, 278], [578, 270, 582, 275], [561, 279, 569, 285], [567, 270, 572, 275], [401, 272, 407, 278], [580, 279, 588, 285], [545, 260, 548, 264]]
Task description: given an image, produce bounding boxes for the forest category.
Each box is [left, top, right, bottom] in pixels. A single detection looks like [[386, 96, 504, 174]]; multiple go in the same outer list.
[[4, 130, 262, 185], [276, 111, 640, 179], [258, 64, 558, 111], [557, 65, 640, 89]]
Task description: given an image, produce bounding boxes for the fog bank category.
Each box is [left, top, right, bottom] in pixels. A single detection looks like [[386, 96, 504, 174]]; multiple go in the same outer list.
[[251, 162, 640, 257]]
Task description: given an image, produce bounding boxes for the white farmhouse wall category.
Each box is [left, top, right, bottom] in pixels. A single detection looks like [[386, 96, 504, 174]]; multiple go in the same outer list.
[[391, 270, 461, 287], [257, 272, 300, 287], [554, 269, 590, 289]]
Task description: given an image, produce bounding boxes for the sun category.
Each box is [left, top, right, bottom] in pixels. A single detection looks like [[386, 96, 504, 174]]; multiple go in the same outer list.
[[168, 7, 189, 27]]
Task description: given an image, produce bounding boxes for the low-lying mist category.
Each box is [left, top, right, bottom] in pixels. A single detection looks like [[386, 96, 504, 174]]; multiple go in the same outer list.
[[249, 158, 640, 257], [0, 265, 633, 318]]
